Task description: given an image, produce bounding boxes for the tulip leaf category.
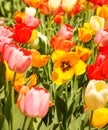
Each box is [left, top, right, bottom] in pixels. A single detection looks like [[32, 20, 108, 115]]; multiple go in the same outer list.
[[4, 85, 11, 123], [48, 122, 64, 130], [36, 120, 47, 130], [0, 85, 5, 100], [55, 94, 66, 119], [13, 104, 25, 130], [0, 113, 9, 130]]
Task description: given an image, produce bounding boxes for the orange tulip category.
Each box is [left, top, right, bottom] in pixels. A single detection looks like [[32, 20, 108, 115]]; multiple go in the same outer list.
[[75, 46, 92, 61], [30, 49, 50, 68], [78, 23, 93, 42]]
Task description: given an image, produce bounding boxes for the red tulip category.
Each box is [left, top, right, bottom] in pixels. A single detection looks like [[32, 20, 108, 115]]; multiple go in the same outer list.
[[17, 86, 50, 118], [87, 64, 104, 80], [54, 14, 63, 24], [13, 23, 32, 43], [87, 52, 108, 80], [2, 44, 32, 73], [58, 24, 74, 40], [87, 0, 107, 5]]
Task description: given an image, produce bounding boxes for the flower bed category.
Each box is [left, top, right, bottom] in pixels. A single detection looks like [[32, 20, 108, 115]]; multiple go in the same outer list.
[[0, 0, 108, 130]]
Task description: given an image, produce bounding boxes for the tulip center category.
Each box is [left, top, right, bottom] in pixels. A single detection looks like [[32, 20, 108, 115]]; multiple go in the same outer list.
[[60, 61, 71, 72], [95, 82, 106, 92]]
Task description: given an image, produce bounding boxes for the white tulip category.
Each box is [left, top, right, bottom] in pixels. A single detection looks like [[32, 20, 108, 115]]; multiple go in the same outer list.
[[48, 0, 61, 10], [62, 0, 77, 12], [85, 80, 108, 110], [90, 16, 104, 33], [25, 7, 36, 17]]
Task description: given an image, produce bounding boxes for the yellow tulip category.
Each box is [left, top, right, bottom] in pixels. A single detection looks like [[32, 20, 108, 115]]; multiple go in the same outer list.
[[92, 108, 108, 128], [85, 80, 108, 110]]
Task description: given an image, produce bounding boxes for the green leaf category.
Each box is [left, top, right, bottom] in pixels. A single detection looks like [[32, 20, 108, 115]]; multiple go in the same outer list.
[[36, 119, 48, 130], [55, 94, 66, 118], [13, 104, 25, 130], [48, 122, 64, 130], [0, 85, 5, 100], [0, 113, 9, 130]]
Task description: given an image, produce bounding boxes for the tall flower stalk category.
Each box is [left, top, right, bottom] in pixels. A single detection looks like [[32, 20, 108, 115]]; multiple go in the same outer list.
[[11, 72, 16, 130]]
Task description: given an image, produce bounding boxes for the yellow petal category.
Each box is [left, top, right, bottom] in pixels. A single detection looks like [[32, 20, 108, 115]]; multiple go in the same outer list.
[[52, 50, 66, 63], [92, 108, 108, 128], [5, 61, 23, 81], [74, 60, 87, 75]]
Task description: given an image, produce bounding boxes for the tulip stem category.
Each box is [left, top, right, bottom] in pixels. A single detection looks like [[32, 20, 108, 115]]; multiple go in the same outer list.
[[22, 116, 27, 130], [89, 110, 93, 130], [28, 118, 34, 130], [11, 72, 16, 130]]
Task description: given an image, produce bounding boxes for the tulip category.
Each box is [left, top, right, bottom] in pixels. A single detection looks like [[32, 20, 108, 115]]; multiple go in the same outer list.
[[23, 0, 42, 8], [17, 87, 50, 118], [87, 0, 107, 6], [92, 108, 108, 128], [90, 16, 104, 33], [62, 0, 77, 12], [48, 0, 61, 10], [78, 23, 93, 42], [25, 7, 36, 17], [58, 24, 74, 40], [2, 44, 32, 73], [85, 80, 108, 110], [13, 23, 32, 43], [39, 1, 51, 15], [30, 49, 50, 68], [50, 35, 75, 52], [94, 30, 108, 47], [14, 11, 25, 23], [0, 26, 13, 52], [24, 15, 41, 29]]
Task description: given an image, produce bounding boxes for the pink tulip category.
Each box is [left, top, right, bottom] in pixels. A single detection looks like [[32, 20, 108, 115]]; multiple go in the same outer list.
[[24, 15, 41, 29], [17, 87, 50, 118], [2, 44, 32, 73], [58, 24, 74, 40], [94, 30, 108, 47], [0, 26, 13, 52]]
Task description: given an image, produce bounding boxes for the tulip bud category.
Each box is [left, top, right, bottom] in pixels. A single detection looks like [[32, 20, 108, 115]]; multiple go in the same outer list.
[[85, 80, 108, 110]]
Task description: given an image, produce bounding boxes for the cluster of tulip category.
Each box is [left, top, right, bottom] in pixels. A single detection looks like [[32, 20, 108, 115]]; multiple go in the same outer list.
[[1, 0, 108, 130]]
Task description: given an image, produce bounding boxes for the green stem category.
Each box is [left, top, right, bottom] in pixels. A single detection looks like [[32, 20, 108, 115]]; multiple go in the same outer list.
[[28, 118, 34, 130], [22, 116, 28, 130], [89, 110, 93, 130], [11, 0, 14, 14], [11, 72, 16, 130]]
